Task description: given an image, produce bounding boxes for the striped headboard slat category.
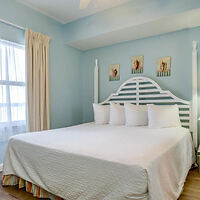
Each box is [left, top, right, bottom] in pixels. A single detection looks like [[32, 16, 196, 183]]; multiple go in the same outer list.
[[100, 76, 191, 131]]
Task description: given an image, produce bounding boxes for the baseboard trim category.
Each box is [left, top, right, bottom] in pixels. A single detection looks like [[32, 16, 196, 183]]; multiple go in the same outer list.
[[0, 163, 3, 172]]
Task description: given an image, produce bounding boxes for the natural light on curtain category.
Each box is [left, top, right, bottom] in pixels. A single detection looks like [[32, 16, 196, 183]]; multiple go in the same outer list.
[[0, 39, 26, 142]]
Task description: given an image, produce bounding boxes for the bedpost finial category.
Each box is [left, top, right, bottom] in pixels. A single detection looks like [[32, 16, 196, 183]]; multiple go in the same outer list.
[[192, 41, 197, 50], [95, 59, 98, 67]]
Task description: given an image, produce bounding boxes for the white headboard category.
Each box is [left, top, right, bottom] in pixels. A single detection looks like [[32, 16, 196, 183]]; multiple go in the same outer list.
[[100, 76, 192, 131]]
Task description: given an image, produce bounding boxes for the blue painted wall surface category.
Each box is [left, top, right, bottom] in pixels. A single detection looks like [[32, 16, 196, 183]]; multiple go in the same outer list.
[[0, 21, 25, 44], [0, 142, 7, 164], [80, 27, 200, 139]]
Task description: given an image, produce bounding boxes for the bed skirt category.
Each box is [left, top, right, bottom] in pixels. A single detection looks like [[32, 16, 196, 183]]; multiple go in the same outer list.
[[2, 175, 63, 200]]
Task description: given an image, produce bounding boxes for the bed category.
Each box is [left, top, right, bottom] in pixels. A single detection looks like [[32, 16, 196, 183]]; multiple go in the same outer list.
[[2, 76, 195, 200]]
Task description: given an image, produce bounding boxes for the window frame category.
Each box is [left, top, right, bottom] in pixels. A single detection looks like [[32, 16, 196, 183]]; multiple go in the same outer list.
[[0, 39, 26, 127]]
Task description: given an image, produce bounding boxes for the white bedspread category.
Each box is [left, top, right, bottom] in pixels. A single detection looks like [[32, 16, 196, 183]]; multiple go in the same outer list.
[[3, 123, 194, 200]]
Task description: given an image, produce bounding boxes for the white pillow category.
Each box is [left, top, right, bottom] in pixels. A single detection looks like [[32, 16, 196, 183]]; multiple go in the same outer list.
[[147, 104, 181, 128], [109, 102, 125, 125], [93, 103, 110, 124], [124, 103, 148, 126]]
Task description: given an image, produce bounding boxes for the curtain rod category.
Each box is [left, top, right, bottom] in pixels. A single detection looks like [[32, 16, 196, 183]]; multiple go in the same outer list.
[[0, 18, 25, 31]]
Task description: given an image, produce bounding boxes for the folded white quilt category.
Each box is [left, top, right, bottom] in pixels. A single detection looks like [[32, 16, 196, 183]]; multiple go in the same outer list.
[[3, 123, 194, 200]]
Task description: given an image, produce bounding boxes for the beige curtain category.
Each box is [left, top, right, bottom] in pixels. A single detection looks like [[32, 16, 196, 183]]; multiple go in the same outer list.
[[25, 29, 50, 132]]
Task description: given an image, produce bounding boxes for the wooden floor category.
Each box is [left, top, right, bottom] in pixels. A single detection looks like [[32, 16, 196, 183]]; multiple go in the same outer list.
[[1, 168, 200, 200]]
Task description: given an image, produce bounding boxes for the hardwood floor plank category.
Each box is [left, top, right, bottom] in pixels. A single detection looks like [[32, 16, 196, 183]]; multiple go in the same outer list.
[[1, 168, 200, 200]]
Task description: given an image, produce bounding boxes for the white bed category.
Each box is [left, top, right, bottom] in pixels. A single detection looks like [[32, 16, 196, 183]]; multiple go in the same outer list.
[[3, 76, 195, 200], [3, 123, 194, 200]]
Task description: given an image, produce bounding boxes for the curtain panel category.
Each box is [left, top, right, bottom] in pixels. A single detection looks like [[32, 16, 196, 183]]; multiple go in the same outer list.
[[25, 29, 50, 132]]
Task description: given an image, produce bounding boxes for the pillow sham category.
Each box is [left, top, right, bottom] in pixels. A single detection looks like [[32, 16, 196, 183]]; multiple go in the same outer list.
[[147, 104, 181, 128], [109, 102, 125, 125], [93, 103, 110, 124], [124, 103, 148, 126]]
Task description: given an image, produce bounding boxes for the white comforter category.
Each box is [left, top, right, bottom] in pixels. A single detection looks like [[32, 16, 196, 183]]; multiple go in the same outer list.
[[3, 123, 194, 200]]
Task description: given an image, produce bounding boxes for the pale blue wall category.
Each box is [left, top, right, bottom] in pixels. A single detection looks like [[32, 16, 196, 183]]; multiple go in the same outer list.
[[0, 21, 25, 44], [0, 142, 7, 164], [80, 27, 200, 134]]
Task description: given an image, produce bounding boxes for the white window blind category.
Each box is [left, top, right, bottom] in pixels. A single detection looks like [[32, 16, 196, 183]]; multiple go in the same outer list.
[[0, 39, 26, 141]]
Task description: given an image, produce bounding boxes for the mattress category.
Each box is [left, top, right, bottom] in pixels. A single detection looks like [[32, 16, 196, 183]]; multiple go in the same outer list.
[[3, 123, 194, 200]]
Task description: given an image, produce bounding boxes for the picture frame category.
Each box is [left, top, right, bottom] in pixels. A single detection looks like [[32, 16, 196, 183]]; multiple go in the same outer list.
[[157, 56, 171, 77], [109, 64, 120, 81], [131, 55, 144, 74]]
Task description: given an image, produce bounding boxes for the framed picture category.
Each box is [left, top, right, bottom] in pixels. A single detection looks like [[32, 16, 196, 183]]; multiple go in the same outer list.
[[131, 55, 144, 74], [109, 64, 120, 81], [157, 56, 171, 77]]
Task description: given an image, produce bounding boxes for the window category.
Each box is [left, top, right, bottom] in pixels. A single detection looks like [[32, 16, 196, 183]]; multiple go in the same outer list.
[[0, 39, 26, 141]]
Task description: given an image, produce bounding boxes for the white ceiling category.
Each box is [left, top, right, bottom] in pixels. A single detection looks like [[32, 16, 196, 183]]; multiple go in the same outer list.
[[16, 0, 131, 24]]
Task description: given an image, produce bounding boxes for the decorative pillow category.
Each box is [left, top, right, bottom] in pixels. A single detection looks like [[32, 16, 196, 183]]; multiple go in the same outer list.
[[124, 103, 148, 126], [147, 104, 181, 128], [93, 103, 110, 124], [109, 102, 125, 125]]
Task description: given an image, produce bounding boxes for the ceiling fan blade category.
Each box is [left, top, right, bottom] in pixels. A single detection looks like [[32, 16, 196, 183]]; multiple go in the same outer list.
[[80, 0, 92, 9]]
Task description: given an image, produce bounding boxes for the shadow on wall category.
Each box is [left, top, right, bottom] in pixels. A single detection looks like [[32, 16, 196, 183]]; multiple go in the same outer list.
[[0, 141, 8, 164]]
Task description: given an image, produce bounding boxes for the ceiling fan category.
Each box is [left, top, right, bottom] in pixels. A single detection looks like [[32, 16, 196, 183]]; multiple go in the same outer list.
[[80, 0, 93, 9]]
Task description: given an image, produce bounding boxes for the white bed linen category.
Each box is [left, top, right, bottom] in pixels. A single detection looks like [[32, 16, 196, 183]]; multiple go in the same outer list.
[[3, 123, 194, 200]]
